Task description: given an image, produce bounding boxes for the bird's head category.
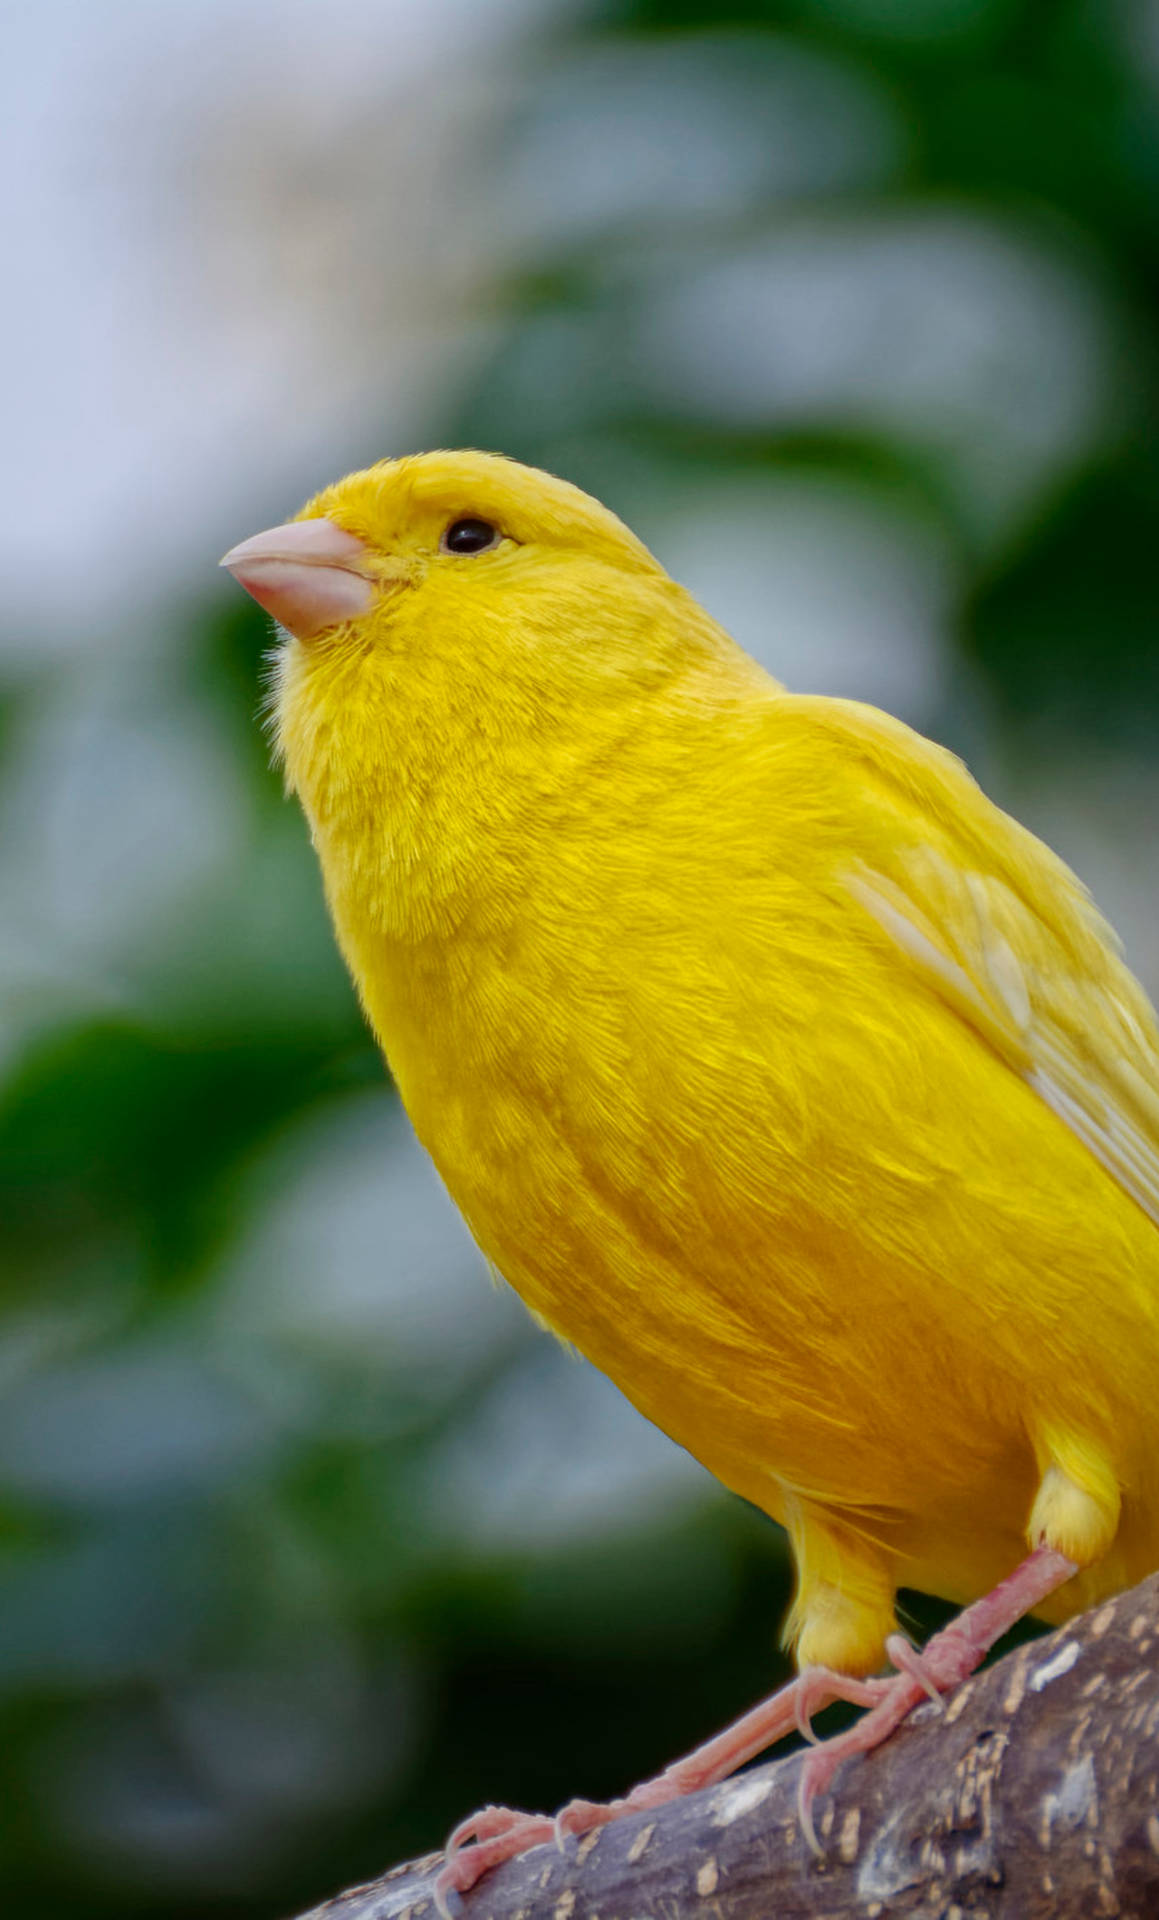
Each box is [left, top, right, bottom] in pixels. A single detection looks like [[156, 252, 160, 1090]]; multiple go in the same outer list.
[[222, 452, 695, 817], [221, 450, 761, 937]]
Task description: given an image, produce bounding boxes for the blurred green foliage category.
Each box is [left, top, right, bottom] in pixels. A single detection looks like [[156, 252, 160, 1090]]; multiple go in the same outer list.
[[2, 2, 1158, 1917]]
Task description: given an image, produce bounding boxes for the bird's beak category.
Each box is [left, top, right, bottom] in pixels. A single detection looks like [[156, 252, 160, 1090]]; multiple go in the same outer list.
[[220, 518, 376, 639]]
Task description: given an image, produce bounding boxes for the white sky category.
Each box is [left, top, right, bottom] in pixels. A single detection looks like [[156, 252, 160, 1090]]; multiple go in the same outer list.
[[0, 0, 556, 654]]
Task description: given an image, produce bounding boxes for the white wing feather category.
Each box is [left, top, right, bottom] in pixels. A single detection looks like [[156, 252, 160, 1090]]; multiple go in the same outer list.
[[848, 852, 1159, 1231]]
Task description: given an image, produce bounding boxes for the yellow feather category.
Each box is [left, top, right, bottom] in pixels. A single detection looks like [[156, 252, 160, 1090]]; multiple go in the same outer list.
[[269, 450, 1159, 1674]]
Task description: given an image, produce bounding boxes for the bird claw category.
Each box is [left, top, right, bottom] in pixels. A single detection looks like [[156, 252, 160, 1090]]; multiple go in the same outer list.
[[885, 1631, 945, 1708], [795, 1652, 949, 1856], [792, 1665, 890, 1746], [445, 1803, 547, 1856], [435, 1807, 556, 1920], [796, 1766, 825, 1859]]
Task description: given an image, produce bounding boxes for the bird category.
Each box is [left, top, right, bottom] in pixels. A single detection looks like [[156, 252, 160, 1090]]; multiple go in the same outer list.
[[222, 449, 1159, 1904]]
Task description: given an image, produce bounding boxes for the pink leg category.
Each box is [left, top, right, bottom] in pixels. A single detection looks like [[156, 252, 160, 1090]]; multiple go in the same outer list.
[[435, 1663, 891, 1916], [554, 1664, 889, 1831], [796, 1543, 1078, 1851], [435, 1545, 1077, 1911]]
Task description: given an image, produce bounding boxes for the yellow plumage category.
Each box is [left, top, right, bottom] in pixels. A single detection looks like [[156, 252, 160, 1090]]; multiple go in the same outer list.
[[268, 449, 1159, 1681]]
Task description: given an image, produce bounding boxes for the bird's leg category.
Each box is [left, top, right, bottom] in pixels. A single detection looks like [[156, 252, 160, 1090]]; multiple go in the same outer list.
[[435, 1544, 1078, 1912], [554, 1665, 889, 1829], [434, 1663, 890, 1916], [796, 1542, 1078, 1851]]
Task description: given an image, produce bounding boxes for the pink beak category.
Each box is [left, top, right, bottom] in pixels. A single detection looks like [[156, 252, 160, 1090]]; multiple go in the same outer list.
[[220, 518, 375, 639]]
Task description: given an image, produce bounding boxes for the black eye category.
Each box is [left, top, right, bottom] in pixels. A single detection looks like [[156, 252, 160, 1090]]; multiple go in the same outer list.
[[441, 517, 501, 556]]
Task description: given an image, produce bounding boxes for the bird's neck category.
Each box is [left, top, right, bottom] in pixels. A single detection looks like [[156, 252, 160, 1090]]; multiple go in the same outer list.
[[285, 592, 775, 1107], [307, 676, 644, 1123], [308, 679, 626, 943]]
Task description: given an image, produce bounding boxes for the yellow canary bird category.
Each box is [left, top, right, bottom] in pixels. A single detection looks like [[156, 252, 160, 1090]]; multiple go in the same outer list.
[[223, 451, 1159, 1897]]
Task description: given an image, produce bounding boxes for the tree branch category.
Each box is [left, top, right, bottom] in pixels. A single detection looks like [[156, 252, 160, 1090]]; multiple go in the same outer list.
[[295, 1573, 1159, 1920]]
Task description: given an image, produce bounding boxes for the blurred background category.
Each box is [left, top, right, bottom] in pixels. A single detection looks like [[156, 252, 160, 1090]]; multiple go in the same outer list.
[[2, 0, 1158, 1914]]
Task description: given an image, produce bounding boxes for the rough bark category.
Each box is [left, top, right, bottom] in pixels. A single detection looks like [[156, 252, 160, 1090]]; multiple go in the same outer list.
[[295, 1573, 1159, 1920]]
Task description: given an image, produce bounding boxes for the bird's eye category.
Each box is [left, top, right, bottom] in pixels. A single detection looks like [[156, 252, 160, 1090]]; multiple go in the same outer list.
[[441, 517, 501, 556]]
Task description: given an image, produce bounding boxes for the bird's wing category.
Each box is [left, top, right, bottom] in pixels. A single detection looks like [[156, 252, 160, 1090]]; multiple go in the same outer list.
[[799, 697, 1159, 1231]]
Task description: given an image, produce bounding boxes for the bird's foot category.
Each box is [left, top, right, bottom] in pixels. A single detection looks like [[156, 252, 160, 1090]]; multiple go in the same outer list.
[[434, 1662, 889, 1913], [795, 1662, 929, 1852], [794, 1620, 1000, 1853], [796, 1542, 1079, 1852], [435, 1547, 1079, 1907], [436, 1806, 556, 1917]]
